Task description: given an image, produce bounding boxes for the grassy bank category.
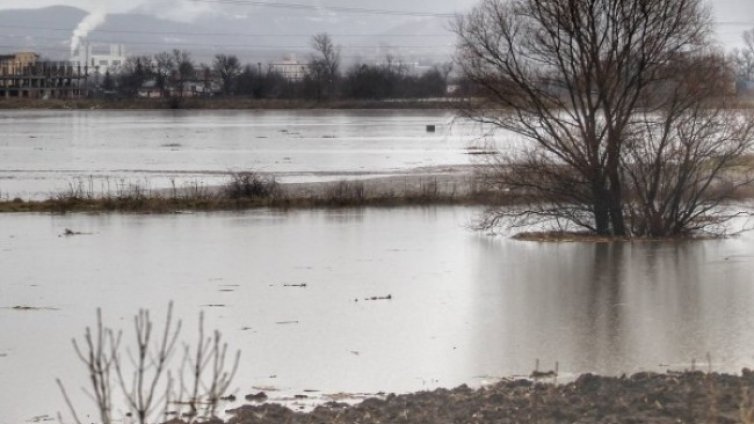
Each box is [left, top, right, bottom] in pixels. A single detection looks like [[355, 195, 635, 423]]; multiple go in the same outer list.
[[0, 173, 506, 214], [0, 97, 464, 110]]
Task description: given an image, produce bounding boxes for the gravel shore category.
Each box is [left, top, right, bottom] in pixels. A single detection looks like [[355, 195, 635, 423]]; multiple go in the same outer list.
[[218, 371, 754, 424]]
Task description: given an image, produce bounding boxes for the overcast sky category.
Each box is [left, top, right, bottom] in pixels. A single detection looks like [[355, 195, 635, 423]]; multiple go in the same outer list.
[[0, 0, 751, 48]]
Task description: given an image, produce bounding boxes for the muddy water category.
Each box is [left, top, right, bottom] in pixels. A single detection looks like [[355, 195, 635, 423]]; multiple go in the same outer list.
[[1, 207, 754, 423], [0, 110, 504, 199]]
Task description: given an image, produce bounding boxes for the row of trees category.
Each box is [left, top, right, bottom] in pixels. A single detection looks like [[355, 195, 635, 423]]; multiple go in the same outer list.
[[104, 33, 453, 101], [458, 0, 754, 238]]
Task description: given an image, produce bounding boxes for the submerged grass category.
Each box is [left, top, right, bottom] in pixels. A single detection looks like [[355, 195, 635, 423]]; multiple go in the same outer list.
[[0, 174, 504, 214]]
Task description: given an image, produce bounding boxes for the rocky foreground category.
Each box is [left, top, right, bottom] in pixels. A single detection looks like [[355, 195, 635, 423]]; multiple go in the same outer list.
[[217, 371, 754, 424]]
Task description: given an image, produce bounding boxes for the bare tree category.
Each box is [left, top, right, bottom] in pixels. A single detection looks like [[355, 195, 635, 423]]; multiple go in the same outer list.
[[154, 52, 175, 97], [456, 0, 754, 237], [172, 49, 195, 98], [729, 28, 754, 86], [213, 54, 242, 96], [307, 33, 341, 100]]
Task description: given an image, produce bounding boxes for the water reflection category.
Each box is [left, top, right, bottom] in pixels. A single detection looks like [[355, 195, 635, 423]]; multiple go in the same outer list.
[[469, 238, 754, 379]]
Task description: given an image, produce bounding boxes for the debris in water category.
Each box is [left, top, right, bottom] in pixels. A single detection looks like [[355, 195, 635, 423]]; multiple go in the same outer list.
[[245, 392, 268, 402], [275, 320, 299, 325], [364, 294, 392, 301], [220, 394, 237, 402], [283, 283, 307, 288], [7, 305, 58, 311], [202, 304, 227, 308], [62, 228, 85, 236], [252, 385, 279, 392]]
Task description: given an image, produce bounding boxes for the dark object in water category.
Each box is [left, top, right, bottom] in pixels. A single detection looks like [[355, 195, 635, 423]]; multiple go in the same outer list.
[[245, 392, 268, 402], [283, 283, 307, 288], [221, 394, 237, 402], [365, 294, 392, 301], [426, 125, 436, 133]]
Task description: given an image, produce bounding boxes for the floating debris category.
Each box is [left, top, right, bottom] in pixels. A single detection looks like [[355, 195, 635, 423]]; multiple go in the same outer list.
[[252, 385, 280, 392], [6, 305, 58, 311], [202, 304, 227, 308], [220, 394, 237, 402], [245, 392, 268, 402], [364, 294, 392, 301], [465, 150, 498, 156], [62, 228, 85, 236], [283, 283, 307, 288], [275, 320, 299, 325]]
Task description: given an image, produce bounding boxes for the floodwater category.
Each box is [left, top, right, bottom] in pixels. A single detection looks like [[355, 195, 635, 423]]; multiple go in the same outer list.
[[0, 110, 501, 199], [2, 207, 754, 423]]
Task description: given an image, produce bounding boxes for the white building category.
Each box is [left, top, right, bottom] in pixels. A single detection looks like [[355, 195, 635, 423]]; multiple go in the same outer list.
[[268, 55, 308, 81], [72, 44, 126, 75]]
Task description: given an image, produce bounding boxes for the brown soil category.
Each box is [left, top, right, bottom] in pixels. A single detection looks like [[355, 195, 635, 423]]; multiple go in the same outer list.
[[221, 371, 754, 423]]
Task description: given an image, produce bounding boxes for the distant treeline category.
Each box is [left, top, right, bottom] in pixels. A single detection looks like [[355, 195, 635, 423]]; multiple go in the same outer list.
[[99, 33, 467, 102]]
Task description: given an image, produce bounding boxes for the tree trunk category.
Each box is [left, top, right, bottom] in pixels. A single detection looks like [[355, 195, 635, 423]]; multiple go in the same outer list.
[[608, 171, 626, 236], [592, 183, 611, 235]]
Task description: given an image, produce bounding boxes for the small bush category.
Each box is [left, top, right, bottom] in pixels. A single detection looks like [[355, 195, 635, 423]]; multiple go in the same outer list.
[[224, 172, 279, 200]]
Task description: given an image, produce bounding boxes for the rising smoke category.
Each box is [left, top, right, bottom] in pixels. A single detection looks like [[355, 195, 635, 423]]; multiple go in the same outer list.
[[70, 9, 107, 56]]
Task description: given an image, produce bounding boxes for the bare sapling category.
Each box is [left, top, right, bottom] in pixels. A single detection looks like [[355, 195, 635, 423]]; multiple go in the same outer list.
[[58, 303, 241, 424], [177, 311, 240, 423]]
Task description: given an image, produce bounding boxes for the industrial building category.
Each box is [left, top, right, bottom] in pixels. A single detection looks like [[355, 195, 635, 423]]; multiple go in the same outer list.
[[0, 52, 89, 99]]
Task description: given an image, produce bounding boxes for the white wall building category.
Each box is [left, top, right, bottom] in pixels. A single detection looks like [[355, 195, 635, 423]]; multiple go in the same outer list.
[[268, 55, 308, 81], [72, 44, 126, 75]]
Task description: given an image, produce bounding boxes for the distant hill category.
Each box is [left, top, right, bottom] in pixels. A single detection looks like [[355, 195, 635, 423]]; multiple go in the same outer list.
[[0, 5, 456, 66]]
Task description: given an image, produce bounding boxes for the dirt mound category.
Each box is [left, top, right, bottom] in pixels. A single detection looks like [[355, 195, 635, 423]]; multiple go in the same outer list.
[[225, 371, 754, 423]]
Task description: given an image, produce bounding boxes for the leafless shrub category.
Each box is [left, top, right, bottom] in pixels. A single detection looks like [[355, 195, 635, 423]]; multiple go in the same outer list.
[[176, 312, 240, 423], [58, 303, 240, 424], [57, 309, 121, 424], [224, 172, 279, 200]]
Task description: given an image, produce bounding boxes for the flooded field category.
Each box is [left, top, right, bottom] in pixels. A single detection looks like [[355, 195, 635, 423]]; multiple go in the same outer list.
[[2, 207, 754, 423], [0, 110, 503, 199]]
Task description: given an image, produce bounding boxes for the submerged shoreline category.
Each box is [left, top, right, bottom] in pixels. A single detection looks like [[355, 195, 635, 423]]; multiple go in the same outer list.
[[0, 97, 465, 111], [219, 371, 754, 423], [0, 169, 507, 213]]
